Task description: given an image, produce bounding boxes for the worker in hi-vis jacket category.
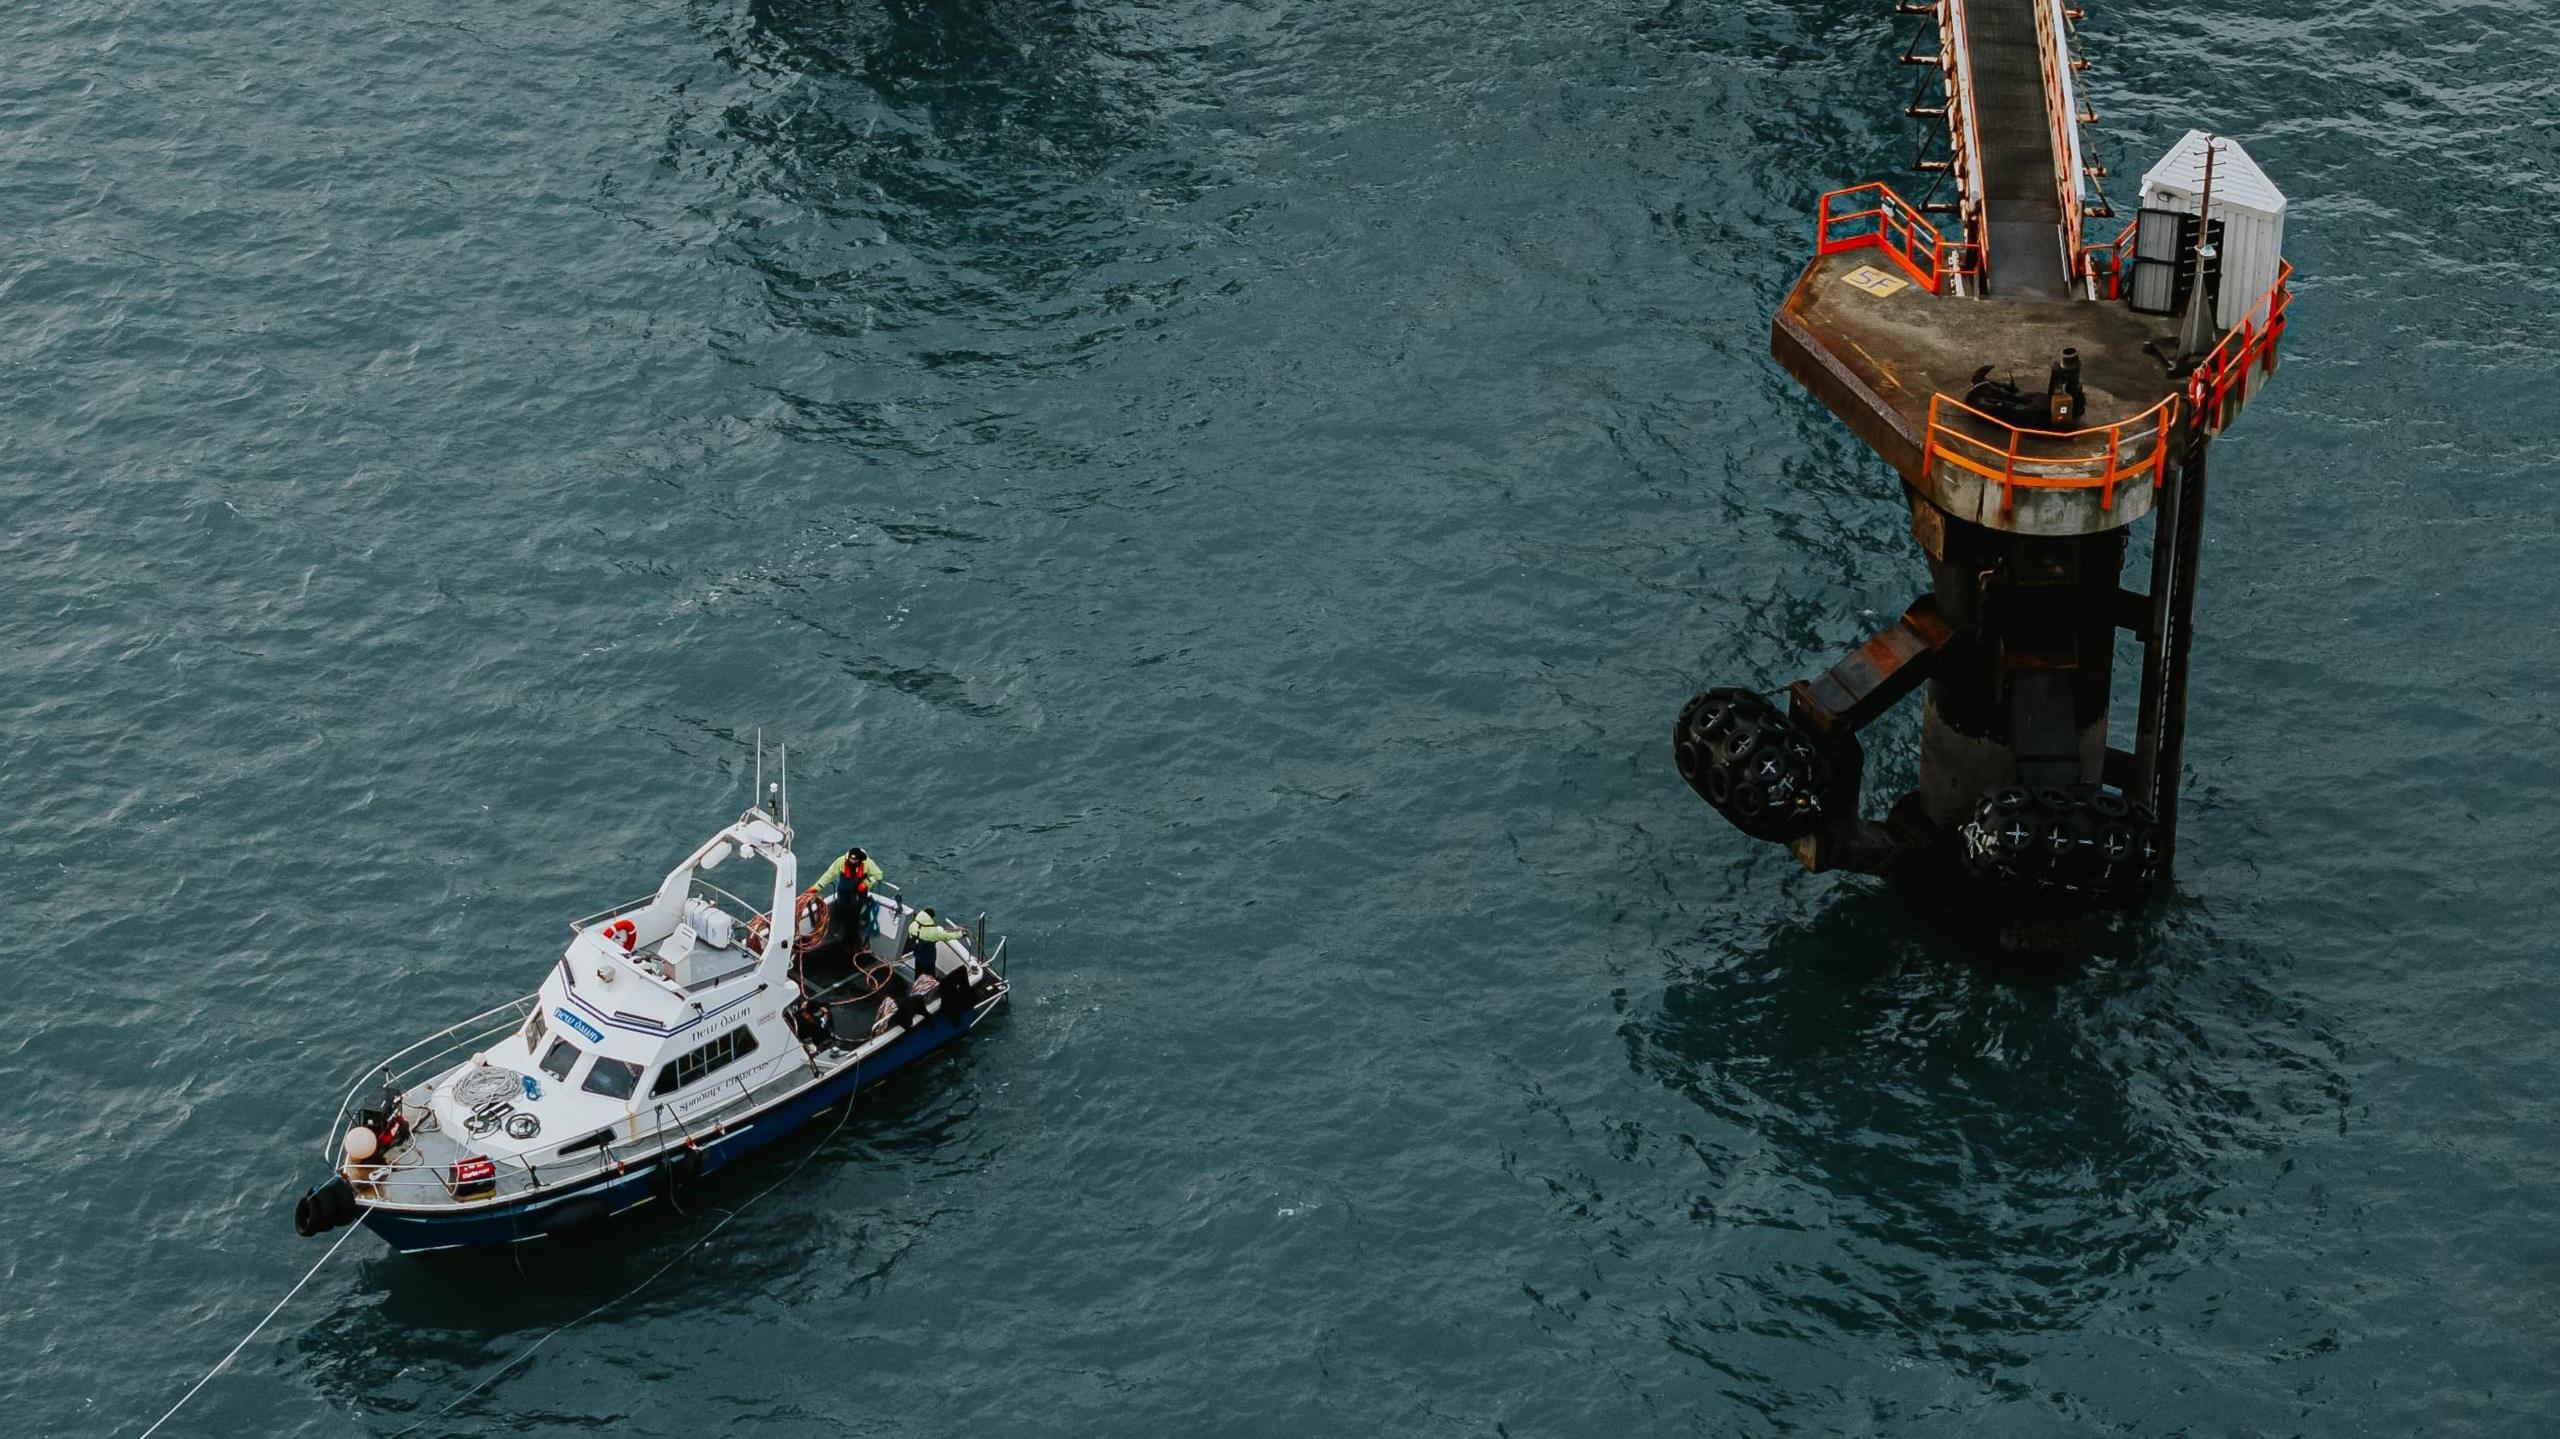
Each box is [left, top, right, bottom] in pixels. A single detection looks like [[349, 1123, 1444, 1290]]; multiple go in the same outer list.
[[804, 846, 882, 949], [905, 907, 964, 978]]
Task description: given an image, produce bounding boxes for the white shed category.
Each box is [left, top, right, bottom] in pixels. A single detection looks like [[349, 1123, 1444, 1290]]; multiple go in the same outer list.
[[2138, 131, 2286, 330]]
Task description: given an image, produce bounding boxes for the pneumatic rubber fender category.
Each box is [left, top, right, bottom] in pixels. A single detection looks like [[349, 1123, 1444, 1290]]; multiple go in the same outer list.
[[1957, 784, 2161, 908], [1673, 687, 1844, 844]]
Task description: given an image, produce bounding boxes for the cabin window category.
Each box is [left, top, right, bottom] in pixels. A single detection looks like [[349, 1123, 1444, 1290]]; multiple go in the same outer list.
[[520, 1008, 548, 1055], [539, 1037, 581, 1082], [582, 1057, 643, 1101], [648, 1025, 762, 1098]]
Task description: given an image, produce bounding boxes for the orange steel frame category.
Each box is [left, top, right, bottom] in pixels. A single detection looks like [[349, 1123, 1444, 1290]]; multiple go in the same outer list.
[[2081, 218, 2138, 301], [1937, 0, 1989, 268], [1924, 390, 2178, 511], [1816, 182, 1979, 296], [1919, 261, 2294, 510], [2187, 260, 2293, 423]]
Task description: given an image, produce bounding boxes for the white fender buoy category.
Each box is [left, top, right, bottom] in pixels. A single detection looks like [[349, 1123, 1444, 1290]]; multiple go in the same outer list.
[[344, 1126, 379, 1161]]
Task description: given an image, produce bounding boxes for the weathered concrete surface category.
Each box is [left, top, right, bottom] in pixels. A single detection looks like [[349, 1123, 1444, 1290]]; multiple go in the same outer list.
[[1771, 250, 2191, 534]]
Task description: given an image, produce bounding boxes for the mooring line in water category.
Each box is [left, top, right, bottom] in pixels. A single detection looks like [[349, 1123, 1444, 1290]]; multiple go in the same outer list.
[[386, 1084, 864, 1436], [136, 1220, 366, 1439]]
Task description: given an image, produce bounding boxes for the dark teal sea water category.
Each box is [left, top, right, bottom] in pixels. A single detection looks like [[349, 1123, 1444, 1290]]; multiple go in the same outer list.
[[8, 0, 2559, 1434]]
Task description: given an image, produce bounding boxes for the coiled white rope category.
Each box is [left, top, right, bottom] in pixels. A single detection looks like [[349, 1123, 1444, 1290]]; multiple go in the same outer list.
[[136, 1219, 365, 1439]]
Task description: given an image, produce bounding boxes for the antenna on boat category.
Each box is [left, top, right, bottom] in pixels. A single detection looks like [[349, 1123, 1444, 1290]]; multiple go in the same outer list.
[[777, 743, 792, 835], [754, 728, 765, 814]]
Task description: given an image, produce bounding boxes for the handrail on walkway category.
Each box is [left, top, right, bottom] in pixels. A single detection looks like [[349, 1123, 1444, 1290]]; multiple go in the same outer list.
[[2081, 218, 2138, 301], [2032, 0, 2091, 277]]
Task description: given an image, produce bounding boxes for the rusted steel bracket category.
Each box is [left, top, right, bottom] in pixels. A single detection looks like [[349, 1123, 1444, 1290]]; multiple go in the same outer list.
[[1786, 596, 1959, 740], [1772, 599, 1963, 880]]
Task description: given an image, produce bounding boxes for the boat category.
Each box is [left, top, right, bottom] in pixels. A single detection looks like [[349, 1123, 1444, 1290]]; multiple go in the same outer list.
[[291, 783, 1008, 1254]]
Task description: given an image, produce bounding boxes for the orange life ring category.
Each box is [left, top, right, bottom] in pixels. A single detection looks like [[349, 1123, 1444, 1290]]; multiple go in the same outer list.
[[602, 918, 638, 953]]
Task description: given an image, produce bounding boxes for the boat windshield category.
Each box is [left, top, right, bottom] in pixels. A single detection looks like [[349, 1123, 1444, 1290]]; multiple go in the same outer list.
[[538, 1037, 581, 1081], [582, 1058, 643, 1100]]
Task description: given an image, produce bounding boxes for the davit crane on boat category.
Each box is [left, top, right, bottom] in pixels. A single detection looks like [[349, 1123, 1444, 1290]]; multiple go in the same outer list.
[[1674, 0, 2291, 940]]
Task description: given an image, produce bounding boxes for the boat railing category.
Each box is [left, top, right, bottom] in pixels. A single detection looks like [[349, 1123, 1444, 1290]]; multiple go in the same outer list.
[[566, 879, 773, 955], [685, 877, 768, 933], [566, 892, 659, 933], [346, 1062, 808, 1209], [322, 994, 538, 1163], [973, 914, 1013, 981]]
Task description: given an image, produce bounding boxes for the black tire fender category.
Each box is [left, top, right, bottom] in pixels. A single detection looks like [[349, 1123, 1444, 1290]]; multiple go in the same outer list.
[[1672, 687, 1852, 845], [1958, 784, 2161, 909], [293, 1176, 357, 1238]]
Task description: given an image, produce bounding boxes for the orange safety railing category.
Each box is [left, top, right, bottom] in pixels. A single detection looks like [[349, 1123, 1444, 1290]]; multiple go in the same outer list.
[[2186, 260, 2293, 429], [1939, 0, 1988, 264], [1817, 182, 1979, 297], [2032, 0, 2088, 278], [2080, 218, 2138, 301], [1919, 260, 2295, 510], [1923, 391, 2179, 512]]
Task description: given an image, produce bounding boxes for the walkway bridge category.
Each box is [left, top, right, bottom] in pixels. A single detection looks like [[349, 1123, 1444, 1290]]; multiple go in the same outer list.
[[1926, 0, 2098, 301]]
